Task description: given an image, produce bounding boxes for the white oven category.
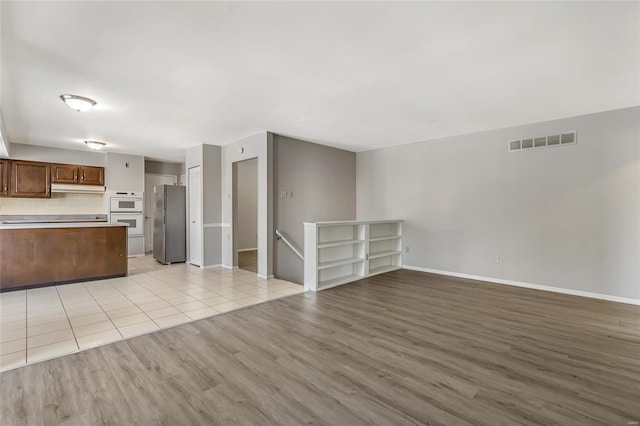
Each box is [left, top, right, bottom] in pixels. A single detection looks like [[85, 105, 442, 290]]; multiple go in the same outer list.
[[109, 191, 145, 257], [110, 197, 143, 213], [110, 213, 144, 236]]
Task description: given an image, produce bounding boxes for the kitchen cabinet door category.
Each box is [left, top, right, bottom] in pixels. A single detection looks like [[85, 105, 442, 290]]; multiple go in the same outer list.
[[51, 163, 79, 184], [79, 166, 104, 186], [0, 159, 8, 196], [9, 160, 51, 198]]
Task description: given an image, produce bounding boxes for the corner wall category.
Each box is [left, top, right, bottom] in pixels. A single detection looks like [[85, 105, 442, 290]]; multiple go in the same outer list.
[[356, 107, 640, 302], [273, 134, 356, 284]]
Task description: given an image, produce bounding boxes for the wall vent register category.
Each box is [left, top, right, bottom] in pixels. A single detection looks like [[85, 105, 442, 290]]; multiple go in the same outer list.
[[508, 131, 576, 152]]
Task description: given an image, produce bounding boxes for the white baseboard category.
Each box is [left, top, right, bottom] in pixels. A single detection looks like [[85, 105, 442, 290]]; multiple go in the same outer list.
[[258, 274, 274, 279], [402, 265, 640, 306], [221, 265, 239, 270], [201, 264, 222, 269], [238, 248, 258, 252]]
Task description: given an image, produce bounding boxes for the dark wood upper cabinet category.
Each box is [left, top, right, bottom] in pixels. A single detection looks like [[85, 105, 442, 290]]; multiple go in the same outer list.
[[0, 159, 8, 197], [79, 166, 104, 186], [51, 163, 79, 184], [51, 163, 104, 186], [9, 160, 51, 198]]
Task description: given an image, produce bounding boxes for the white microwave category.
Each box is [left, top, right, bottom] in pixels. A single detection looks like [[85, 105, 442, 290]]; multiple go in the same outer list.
[[110, 197, 143, 213]]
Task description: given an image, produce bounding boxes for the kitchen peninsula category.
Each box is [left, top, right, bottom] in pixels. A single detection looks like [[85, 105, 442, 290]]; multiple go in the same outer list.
[[0, 216, 128, 291]]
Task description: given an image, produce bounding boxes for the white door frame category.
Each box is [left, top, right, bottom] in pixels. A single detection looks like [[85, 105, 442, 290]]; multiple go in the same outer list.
[[188, 166, 203, 266]]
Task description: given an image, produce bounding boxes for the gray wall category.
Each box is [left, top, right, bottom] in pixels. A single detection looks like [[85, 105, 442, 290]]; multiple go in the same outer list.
[[357, 106, 640, 301], [273, 134, 357, 284], [237, 158, 258, 250], [202, 144, 222, 267], [145, 160, 184, 177]]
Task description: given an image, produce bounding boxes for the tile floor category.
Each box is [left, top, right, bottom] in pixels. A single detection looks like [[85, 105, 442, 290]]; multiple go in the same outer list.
[[0, 255, 304, 372]]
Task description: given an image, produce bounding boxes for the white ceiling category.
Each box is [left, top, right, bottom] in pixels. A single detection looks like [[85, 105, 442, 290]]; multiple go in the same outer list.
[[1, 1, 638, 162]]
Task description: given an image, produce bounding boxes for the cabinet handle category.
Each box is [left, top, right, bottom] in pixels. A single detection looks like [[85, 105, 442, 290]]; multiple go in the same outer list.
[[74, 170, 77, 182], [81, 173, 84, 182]]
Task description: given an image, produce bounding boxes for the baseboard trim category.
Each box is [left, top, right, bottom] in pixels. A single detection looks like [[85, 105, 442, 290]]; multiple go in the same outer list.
[[258, 274, 274, 279], [201, 264, 222, 269], [402, 265, 640, 306], [238, 248, 258, 252], [221, 265, 239, 270]]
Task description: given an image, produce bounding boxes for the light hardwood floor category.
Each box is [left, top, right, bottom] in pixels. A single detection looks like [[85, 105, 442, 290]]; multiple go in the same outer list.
[[1, 269, 638, 425]]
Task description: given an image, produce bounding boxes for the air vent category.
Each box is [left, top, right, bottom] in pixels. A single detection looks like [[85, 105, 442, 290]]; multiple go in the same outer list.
[[508, 131, 576, 152]]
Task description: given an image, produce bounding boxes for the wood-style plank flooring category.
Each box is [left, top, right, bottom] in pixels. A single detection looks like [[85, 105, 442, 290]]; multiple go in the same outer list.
[[238, 249, 258, 273], [1, 269, 638, 425]]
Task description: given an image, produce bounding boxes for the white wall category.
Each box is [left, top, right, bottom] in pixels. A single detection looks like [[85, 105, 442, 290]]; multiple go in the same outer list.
[[0, 110, 10, 158], [357, 107, 640, 302], [0, 193, 106, 215], [8, 143, 105, 166], [236, 158, 258, 250], [106, 152, 144, 192]]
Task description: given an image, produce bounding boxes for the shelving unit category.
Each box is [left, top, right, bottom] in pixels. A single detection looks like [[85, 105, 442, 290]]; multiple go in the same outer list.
[[304, 220, 403, 291]]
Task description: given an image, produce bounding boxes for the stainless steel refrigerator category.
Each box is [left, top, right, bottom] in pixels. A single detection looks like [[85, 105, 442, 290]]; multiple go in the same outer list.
[[153, 184, 186, 264]]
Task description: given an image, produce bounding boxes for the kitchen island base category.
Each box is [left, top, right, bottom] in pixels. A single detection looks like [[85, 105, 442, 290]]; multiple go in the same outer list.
[[0, 225, 128, 291]]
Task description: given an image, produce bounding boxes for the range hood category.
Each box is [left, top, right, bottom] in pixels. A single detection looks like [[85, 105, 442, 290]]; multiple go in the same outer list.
[[51, 183, 106, 194]]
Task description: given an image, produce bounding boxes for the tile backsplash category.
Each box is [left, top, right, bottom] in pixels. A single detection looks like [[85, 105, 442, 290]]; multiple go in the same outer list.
[[0, 193, 107, 215]]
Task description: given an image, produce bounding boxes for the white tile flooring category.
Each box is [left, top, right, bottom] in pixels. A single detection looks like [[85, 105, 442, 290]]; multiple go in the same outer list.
[[0, 255, 304, 372]]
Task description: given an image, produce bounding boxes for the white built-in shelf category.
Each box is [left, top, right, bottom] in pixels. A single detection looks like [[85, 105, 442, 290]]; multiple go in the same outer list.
[[369, 250, 402, 260], [369, 235, 401, 242], [304, 220, 403, 292], [318, 274, 360, 290], [318, 239, 364, 248], [318, 257, 364, 270], [369, 265, 401, 277]]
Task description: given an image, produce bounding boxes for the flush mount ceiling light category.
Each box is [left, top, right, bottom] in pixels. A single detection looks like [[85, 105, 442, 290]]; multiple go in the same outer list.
[[60, 94, 97, 112], [84, 140, 106, 150]]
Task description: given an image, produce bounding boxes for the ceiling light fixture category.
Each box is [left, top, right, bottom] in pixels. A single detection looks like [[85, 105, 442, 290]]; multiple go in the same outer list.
[[60, 94, 97, 112], [84, 140, 106, 150]]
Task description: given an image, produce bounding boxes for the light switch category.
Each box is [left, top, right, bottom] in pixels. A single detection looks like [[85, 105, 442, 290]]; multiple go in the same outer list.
[[280, 190, 288, 198], [288, 191, 294, 198]]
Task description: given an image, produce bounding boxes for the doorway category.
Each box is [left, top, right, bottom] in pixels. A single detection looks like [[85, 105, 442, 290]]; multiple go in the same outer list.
[[233, 158, 258, 273], [144, 173, 177, 253]]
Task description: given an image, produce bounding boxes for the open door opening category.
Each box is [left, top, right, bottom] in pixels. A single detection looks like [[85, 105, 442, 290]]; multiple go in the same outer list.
[[233, 158, 258, 273]]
